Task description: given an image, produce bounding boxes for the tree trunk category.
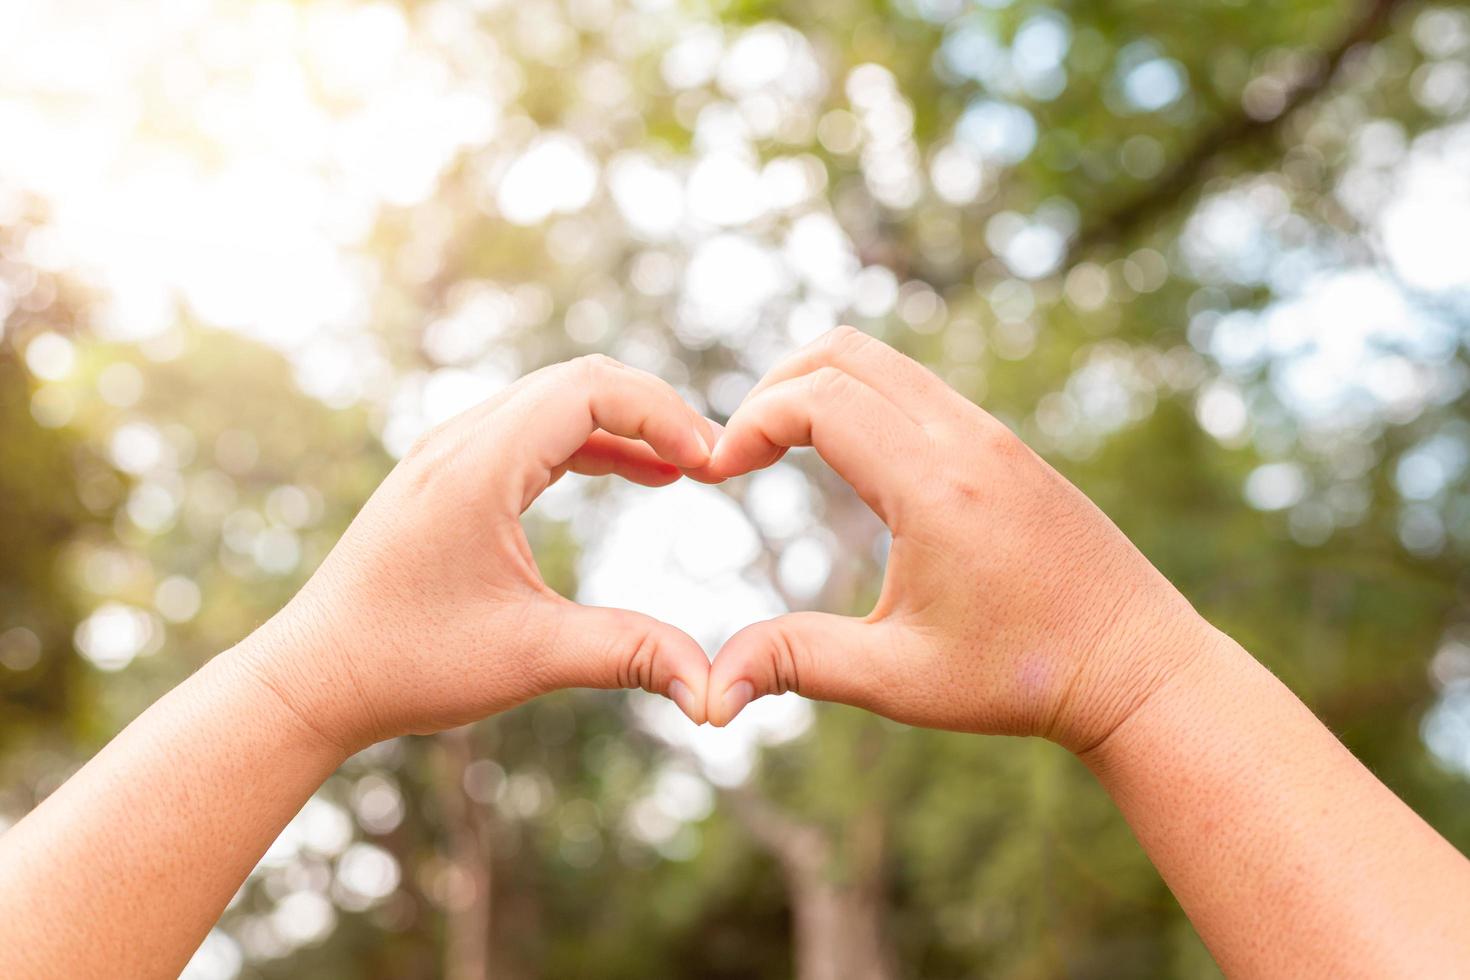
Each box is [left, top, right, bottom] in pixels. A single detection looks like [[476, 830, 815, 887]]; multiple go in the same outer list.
[[729, 467, 897, 979], [433, 727, 494, 980], [725, 789, 897, 980], [788, 865, 894, 980]]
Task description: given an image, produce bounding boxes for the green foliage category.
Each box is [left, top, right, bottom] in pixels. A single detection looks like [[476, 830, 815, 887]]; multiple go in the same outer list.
[[3, 0, 1469, 976], [0, 351, 100, 751]]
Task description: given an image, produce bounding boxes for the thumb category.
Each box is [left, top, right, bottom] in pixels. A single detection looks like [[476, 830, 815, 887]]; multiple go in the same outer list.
[[707, 612, 891, 726], [541, 600, 711, 725]]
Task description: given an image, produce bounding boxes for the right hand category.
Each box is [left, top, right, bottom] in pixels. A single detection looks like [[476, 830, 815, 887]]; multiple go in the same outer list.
[[237, 355, 720, 754], [705, 327, 1214, 754]]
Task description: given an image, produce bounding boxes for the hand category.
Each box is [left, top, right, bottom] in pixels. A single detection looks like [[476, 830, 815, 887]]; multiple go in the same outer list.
[[238, 355, 719, 753], [704, 327, 1210, 752]]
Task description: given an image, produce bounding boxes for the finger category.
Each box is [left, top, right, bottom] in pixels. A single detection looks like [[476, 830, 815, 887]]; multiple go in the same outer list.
[[680, 419, 730, 485], [539, 601, 711, 725], [508, 354, 714, 475], [740, 326, 954, 423], [553, 431, 682, 487], [706, 612, 895, 726], [708, 367, 926, 526]]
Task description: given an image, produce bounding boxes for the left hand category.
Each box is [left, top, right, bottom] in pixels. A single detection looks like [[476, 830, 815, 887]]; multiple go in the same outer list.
[[702, 327, 1208, 753]]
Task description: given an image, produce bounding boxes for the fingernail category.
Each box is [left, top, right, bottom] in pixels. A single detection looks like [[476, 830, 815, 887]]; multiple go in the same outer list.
[[692, 424, 713, 460], [668, 679, 700, 724], [704, 421, 728, 466], [721, 681, 755, 723]]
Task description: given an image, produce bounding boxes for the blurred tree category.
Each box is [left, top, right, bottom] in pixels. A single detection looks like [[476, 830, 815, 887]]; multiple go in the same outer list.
[[0, 210, 115, 780], [2, 0, 1468, 977]]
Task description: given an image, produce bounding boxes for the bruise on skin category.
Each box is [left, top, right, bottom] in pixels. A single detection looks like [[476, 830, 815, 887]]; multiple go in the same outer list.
[[1016, 649, 1060, 735]]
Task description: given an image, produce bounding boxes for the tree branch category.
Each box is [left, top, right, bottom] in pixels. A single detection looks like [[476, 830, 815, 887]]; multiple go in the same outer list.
[[721, 784, 832, 874], [1067, 0, 1409, 263]]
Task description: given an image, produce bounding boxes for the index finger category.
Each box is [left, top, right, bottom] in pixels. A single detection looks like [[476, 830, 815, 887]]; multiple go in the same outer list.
[[709, 367, 926, 527], [740, 325, 953, 424], [502, 354, 715, 473]]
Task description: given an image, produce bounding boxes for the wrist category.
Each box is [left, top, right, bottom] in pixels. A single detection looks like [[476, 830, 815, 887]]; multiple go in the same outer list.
[[223, 601, 377, 762], [1048, 579, 1227, 756], [1072, 618, 1246, 772]]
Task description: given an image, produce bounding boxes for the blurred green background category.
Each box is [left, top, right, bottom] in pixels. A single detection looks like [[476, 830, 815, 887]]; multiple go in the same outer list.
[[2, 0, 1469, 976]]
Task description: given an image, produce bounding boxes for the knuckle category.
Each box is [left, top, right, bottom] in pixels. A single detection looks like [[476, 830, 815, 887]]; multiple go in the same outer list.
[[403, 420, 455, 469], [945, 472, 989, 507], [767, 625, 805, 696], [940, 425, 1027, 507], [404, 428, 439, 462], [617, 625, 661, 693], [574, 352, 620, 376], [566, 354, 608, 388], [807, 365, 852, 402], [981, 418, 1027, 462], [822, 324, 869, 359]]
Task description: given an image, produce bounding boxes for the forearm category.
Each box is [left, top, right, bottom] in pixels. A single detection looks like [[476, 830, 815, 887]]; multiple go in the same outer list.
[[0, 622, 348, 979], [1084, 623, 1470, 977]]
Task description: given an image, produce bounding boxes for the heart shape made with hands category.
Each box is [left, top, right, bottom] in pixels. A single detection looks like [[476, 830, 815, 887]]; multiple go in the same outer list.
[[304, 328, 1186, 755], [587, 455, 873, 731]]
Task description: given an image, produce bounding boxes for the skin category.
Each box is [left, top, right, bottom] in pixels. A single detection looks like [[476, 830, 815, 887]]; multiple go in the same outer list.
[[1, 334, 1467, 977], [0, 355, 718, 978], [705, 326, 1470, 978]]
